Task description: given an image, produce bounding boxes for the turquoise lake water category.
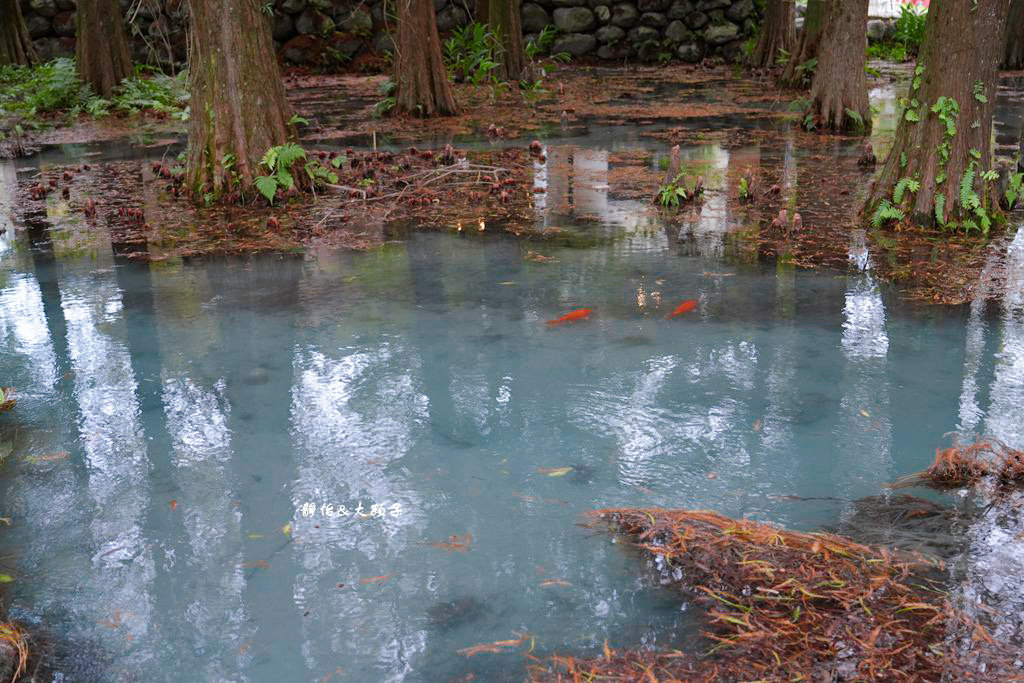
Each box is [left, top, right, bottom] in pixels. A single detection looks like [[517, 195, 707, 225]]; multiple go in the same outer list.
[[2, 219, 1023, 680], [1, 70, 1024, 681]]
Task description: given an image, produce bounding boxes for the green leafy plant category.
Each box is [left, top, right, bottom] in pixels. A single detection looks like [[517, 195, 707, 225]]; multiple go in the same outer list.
[[305, 158, 338, 188], [741, 35, 757, 59], [738, 176, 752, 201], [892, 2, 927, 54], [525, 25, 560, 61], [788, 96, 811, 112], [871, 198, 905, 228], [934, 193, 946, 226], [109, 68, 189, 118], [373, 79, 397, 118], [931, 96, 959, 138], [866, 43, 907, 62], [657, 173, 699, 209], [893, 176, 920, 204], [956, 161, 993, 235], [444, 22, 502, 86], [1005, 170, 1024, 209], [793, 57, 817, 87], [844, 107, 866, 132], [0, 58, 92, 120], [255, 142, 307, 204], [973, 80, 988, 104]]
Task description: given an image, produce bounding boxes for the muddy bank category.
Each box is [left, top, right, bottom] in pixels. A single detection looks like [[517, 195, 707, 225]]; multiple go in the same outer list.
[[7, 63, 1023, 305]]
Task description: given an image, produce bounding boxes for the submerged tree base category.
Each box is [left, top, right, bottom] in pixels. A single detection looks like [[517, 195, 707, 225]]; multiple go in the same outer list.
[[529, 508, 1021, 681]]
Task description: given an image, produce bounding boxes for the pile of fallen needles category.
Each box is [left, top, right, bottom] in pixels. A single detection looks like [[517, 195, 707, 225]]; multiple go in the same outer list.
[[529, 508, 1020, 682], [0, 622, 29, 681], [891, 438, 1024, 490]]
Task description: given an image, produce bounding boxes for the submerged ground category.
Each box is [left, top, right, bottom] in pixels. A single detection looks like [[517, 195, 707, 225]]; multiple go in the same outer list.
[[1, 62, 1023, 680]]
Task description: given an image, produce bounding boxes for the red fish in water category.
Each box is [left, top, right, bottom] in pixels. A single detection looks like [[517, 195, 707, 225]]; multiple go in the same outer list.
[[547, 308, 593, 325], [665, 299, 698, 319]]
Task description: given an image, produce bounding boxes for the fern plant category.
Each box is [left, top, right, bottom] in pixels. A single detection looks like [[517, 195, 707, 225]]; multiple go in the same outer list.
[[871, 199, 905, 228], [934, 193, 946, 227], [893, 177, 920, 205], [255, 142, 307, 204]]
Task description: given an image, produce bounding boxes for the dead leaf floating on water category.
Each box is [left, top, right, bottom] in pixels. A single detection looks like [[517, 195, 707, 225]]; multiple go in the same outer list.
[[457, 637, 527, 657], [24, 451, 70, 464], [526, 251, 556, 262], [427, 532, 473, 552], [537, 466, 573, 477]]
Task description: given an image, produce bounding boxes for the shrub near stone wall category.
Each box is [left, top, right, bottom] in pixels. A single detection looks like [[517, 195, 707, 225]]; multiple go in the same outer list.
[[17, 0, 759, 70], [524, 0, 760, 62]]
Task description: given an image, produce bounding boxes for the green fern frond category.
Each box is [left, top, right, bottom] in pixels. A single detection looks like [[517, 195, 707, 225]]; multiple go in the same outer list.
[[260, 147, 278, 170], [872, 199, 905, 228], [276, 142, 307, 168], [893, 177, 918, 205], [960, 164, 977, 210], [255, 175, 278, 203], [934, 193, 946, 227]]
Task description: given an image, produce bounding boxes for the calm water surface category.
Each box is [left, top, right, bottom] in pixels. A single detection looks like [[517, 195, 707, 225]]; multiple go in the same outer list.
[[1, 77, 1024, 681], [1, 223, 1022, 681]]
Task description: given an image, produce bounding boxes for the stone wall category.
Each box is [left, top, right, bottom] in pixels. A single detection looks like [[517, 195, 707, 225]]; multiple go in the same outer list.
[[17, 0, 760, 69], [525, 0, 760, 63]]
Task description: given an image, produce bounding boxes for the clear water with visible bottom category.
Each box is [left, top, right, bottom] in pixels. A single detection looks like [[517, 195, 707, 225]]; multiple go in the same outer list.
[[3, 68, 1024, 680], [2, 223, 1023, 681]]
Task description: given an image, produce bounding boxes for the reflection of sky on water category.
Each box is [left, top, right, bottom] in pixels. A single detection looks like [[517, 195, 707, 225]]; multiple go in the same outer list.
[[2, 78, 1024, 678]]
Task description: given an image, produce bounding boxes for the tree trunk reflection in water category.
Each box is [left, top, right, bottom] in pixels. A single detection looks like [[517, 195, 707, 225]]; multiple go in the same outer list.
[[206, 257, 304, 679]]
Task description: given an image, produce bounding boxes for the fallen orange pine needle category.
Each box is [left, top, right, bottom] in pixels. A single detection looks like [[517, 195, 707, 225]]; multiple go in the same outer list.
[[359, 574, 395, 585], [458, 637, 525, 657]]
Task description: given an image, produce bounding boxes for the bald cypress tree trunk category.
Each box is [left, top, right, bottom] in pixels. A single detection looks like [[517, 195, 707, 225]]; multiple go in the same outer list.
[[0, 0, 38, 66], [1004, 0, 1024, 69], [185, 0, 295, 201], [394, 0, 458, 116], [488, 0, 526, 82], [866, 0, 1008, 230], [779, 0, 828, 88], [76, 0, 133, 97], [750, 0, 795, 68], [806, 0, 870, 132]]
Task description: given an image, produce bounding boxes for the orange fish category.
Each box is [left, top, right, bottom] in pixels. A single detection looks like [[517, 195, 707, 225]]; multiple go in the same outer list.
[[665, 299, 698, 319], [546, 308, 592, 325]]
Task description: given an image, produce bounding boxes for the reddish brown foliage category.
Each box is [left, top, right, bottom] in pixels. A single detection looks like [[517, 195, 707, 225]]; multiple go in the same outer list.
[[893, 438, 1024, 490], [529, 509, 1021, 682]]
